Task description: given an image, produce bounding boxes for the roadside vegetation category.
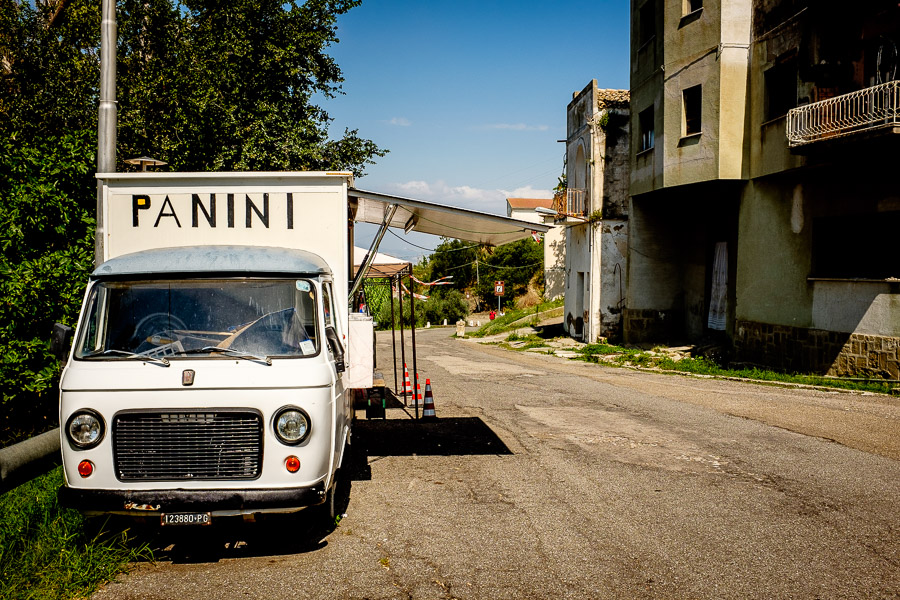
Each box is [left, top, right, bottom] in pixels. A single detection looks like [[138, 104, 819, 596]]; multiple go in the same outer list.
[[468, 298, 564, 338], [367, 236, 549, 331], [494, 335, 897, 396], [0, 469, 152, 600]]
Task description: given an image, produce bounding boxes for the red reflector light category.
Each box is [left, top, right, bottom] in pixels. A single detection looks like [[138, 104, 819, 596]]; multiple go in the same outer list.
[[285, 456, 300, 473], [78, 460, 94, 478]]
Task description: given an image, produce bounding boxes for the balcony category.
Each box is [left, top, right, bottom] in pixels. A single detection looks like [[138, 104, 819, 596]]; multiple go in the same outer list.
[[787, 81, 900, 148], [551, 188, 587, 218]]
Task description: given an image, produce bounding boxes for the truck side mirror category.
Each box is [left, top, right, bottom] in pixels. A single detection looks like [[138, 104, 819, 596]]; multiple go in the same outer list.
[[324, 326, 345, 373], [51, 323, 74, 362]]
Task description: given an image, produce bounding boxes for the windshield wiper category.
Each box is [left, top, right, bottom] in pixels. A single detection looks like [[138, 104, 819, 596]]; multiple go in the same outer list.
[[177, 346, 272, 366], [91, 349, 170, 367]]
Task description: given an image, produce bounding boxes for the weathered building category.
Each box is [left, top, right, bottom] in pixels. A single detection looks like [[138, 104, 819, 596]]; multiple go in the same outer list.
[[561, 82, 630, 342], [505, 197, 566, 300], [627, 0, 900, 378]]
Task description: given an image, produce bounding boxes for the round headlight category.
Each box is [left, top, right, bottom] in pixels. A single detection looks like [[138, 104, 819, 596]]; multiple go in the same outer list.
[[274, 407, 310, 445], [66, 410, 105, 449]]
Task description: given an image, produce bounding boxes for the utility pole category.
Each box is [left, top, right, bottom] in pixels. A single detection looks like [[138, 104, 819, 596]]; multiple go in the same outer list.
[[96, 0, 117, 266]]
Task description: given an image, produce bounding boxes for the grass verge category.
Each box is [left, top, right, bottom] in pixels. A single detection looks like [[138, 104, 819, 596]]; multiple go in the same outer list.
[[0, 468, 152, 600], [575, 342, 896, 395], [469, 299, 564, 338]]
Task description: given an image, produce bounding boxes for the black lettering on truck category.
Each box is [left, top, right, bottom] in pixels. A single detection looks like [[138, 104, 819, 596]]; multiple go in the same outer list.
[[246, 193, 269, 228], [132, 195, 151, 226], [153, 196, 182, 228], [192, 194, 216, 227]]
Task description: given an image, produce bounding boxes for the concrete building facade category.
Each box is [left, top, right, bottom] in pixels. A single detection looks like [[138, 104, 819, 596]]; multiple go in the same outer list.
[[627, 0, 900, 378], [561, 82, 630, 342]]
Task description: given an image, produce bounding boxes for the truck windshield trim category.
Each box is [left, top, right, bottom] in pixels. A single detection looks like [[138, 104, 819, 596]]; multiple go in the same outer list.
[[74, 278, 321, 361]]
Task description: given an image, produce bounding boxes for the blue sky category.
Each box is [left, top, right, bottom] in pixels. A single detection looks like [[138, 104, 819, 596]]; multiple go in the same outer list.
[[325, 0, 630, 260]]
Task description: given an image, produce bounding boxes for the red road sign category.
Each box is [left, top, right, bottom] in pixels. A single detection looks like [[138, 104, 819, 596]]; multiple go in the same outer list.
[[494, 281, 504, 296]]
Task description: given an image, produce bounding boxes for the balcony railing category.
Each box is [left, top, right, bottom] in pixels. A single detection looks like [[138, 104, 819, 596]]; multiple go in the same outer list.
[[551, 188, 587, 217], [787, 81, 900, 147]]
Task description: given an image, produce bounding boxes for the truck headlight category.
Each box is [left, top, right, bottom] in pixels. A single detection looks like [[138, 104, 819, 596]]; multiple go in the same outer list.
[[66, 410, 105, 449], [273, 407, 310, 445]]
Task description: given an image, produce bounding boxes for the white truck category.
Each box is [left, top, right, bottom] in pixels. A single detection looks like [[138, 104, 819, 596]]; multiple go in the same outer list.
[[54, 171, 545, 526]]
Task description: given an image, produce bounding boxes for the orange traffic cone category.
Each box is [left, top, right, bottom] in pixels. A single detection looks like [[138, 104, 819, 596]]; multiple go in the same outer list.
[[413, 372, 422, 411], [400, 363, 412, 401], [422, 379, 437, 420]]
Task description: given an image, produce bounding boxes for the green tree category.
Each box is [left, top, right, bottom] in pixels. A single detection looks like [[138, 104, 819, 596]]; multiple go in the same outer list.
[[116, 0, 385, 174], [474, 238, 543, 307], [426, 237, 480, 291], [0, 0, 384, 443]]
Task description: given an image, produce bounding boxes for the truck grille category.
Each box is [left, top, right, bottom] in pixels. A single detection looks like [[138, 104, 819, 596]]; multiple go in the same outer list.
[[113, 411, 263, 481]]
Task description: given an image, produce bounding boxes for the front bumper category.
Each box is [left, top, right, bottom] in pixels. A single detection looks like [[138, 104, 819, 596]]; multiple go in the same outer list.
[[58, 483, 326, 515]]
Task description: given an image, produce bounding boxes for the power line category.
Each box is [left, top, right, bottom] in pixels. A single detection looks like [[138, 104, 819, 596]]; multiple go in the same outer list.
[[386, 229, 482, 253]]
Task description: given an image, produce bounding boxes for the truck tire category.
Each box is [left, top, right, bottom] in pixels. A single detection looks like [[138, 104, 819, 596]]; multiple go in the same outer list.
[[319, 472, 338, 525]]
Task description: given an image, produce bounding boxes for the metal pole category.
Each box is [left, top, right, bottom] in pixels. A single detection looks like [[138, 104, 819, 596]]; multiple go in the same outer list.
[[96, 0, 117, 266], [398, 273, 407, 405], [409, 268, 419, 421], [390, 278, 398, 394]]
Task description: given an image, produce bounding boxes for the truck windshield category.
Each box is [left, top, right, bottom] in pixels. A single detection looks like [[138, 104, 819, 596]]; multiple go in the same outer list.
[[74, 279, 319, 361]]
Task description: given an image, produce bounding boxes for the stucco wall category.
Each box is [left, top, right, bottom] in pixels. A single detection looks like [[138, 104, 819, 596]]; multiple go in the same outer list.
[[544, 223, 566, 301], [812, 281, 900, 337], [563, 224, 591, 339], [736, 180, 814, 327], [599, 220, 628, 340]]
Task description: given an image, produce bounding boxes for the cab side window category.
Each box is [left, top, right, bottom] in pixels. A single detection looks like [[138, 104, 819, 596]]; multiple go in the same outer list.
[[322, 283, 336, 330]]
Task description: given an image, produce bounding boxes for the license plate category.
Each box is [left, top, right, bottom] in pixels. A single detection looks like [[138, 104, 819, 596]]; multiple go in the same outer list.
[[161, 512, 211, 526]]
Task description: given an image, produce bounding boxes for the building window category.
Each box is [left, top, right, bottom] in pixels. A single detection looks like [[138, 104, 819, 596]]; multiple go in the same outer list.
[[639, 106, 655, 152], [684, 0, 702, 14], [764, 58, 798, 121], [638, 0, 656, 47], [812, 211, 900, 279], [683, 84, 702, 136]]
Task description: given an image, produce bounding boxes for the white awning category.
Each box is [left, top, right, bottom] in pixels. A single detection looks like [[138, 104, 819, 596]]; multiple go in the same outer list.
[[352, 246, 409, 277], [349, 188, 550, 246]]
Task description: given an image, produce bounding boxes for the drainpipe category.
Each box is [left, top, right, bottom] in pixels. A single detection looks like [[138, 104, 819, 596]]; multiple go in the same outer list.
[[95, 0, 117, 266]]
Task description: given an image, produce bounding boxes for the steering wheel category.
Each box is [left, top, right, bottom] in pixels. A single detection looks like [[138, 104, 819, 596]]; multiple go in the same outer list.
[[130, 312, 187, 347]]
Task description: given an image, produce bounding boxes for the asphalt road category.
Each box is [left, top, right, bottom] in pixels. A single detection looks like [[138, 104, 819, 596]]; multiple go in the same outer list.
[[95, 327, 900, 599]]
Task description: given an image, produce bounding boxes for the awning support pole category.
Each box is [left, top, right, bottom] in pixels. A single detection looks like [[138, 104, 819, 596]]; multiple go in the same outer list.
[[409, 271, 419, 421], [398, 272, 407, 405], [390, 279, 398, 394]]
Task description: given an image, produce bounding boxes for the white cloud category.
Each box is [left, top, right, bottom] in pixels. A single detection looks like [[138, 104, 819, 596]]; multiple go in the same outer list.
[[502, 185, 554, 199], [481, 123, 550, 132], [382, 180, 553, 215], [384, 117, 412, 126]]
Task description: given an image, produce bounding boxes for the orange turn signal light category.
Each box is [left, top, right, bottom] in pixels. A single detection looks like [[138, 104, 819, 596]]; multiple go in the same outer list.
[[78, 460, 94, 478], [284, 456, 300, 473]]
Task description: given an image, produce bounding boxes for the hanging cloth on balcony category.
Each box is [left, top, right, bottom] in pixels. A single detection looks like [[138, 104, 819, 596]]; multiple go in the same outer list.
[[707, 241, 728, 331]]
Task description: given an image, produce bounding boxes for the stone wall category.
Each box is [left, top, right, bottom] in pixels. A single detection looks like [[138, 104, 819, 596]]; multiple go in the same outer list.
[[623, 308, 685, 345], [734, 320, 900, 378]]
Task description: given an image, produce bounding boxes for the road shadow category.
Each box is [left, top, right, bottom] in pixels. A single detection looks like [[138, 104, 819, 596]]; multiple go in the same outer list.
[[533, 321, 565, 339], [95, 418, 510, 562], [346, 417, 513, 481]]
